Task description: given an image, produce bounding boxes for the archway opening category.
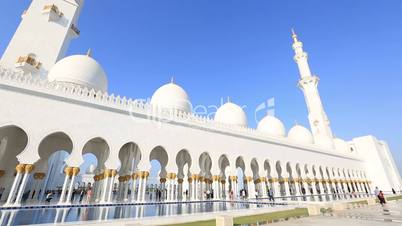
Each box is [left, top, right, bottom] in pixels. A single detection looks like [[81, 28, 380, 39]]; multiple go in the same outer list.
[[0, 125, 28, 202], [81, 137, 110, 203], [29, 132, 73, 204], [149, 146, 168, 201]]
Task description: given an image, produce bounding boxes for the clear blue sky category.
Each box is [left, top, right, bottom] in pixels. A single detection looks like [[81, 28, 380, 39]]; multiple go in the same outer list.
[[1, 0, 401, 175]]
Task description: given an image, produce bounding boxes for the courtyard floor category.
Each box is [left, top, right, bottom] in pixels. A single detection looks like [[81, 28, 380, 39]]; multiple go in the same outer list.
[[273, 200, 402, 226]]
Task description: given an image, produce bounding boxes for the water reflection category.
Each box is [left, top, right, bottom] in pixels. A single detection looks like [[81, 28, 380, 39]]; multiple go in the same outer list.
[[0, 201, 277, 225]]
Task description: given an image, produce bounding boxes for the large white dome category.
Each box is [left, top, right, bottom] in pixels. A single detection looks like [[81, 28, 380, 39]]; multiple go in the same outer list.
[[257, 115, 286, 137], [288, 125, 314, 144], [150, 82, 192, 113], [48, 55, 108, 92], [214, 102, 248, 127], [334, 138, 350, 152]]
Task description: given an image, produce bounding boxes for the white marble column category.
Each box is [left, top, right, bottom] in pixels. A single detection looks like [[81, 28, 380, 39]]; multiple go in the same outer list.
[[212, 176, 220, 200], [262, 178, 268, 198], [100, 169, 111, 203], [14, 164, 35, 206], [123, 179, 129, 201], [131, 173, 138, 202], [65, 167, 79, 205], [5, 164, 25, 206], [58, 170, 71, 204], [140, 172, 148, 202], [136, 176, 143, 202], [107, 170, 117, 203]]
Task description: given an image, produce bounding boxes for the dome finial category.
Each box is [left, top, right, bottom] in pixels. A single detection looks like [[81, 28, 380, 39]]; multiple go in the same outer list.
[[86, 48, 92, 57], [170, 76, 175, 84], [227, 96, 231, 103]]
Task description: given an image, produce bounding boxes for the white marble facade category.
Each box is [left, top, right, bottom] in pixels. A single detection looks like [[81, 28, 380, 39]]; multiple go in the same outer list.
[[0, 0, 400, 207]]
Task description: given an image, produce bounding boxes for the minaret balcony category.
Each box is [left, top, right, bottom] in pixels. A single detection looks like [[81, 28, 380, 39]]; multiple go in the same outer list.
[[15, 55, 42, 73], [42, 4, 63, 21], [69, 24, 80, 38]]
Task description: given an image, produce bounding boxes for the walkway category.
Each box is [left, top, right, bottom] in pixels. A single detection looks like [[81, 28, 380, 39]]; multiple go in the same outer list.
[[273, 200, 402, 226]]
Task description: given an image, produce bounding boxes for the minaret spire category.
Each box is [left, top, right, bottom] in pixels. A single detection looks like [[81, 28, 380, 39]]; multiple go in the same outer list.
[[0, 0, 84, 78], [291, 28, 298, 43], [291, 30, 334, 149]]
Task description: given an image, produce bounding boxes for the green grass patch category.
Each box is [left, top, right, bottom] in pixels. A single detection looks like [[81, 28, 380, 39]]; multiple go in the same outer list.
[[160, 208, 309, 226], [162, 219, 215, 226], [387, 195, 402, 201], [349, 200, 368, 205], [233, 208, 309, 225]]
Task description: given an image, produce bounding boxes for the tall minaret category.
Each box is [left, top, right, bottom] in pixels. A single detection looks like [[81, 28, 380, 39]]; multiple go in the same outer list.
[[0, 0, 84, 78], [291, 29, 334, 149]]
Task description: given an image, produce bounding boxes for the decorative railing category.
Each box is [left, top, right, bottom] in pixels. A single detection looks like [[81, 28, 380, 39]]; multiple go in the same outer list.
[[0, 66, 359, 159]]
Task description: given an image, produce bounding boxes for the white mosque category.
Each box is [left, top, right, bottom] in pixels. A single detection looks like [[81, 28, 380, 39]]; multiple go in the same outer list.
[[0, 0, 400, 207]]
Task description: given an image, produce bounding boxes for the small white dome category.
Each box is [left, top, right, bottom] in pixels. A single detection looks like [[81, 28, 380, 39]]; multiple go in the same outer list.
[[288, 125, 314, 144], [257, 115, 286, 137], [48, 55, 108, 92], [214, 102, 248, 127], [334, 138, 349, 152], [150, 82, 192, 113]]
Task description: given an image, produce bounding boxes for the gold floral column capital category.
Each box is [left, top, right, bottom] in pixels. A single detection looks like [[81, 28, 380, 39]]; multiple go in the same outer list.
[[24, 164, 34, 173], [72, 167, 80, 176], [141, 171, 150, 179], [16, 164, 26, 173], [167, 173, 177, 180], [110, 169, 117, 177]]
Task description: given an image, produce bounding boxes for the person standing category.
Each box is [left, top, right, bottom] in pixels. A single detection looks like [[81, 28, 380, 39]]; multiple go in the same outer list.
[[374, 187, 380, 196], [45, 192, 53, 203], [378, 191, 386, 206], [268, 188, 275, 202], [374, 186, 380, 202], [79, 189, 85, 203], [86, 189, 92, 204]]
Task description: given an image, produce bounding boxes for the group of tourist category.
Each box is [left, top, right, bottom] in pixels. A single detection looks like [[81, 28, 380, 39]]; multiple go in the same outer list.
[[43, 185, 93, 204]]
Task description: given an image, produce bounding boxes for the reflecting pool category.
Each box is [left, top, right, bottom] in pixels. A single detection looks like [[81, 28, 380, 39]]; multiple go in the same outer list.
[[0, 201, 281, 225]]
